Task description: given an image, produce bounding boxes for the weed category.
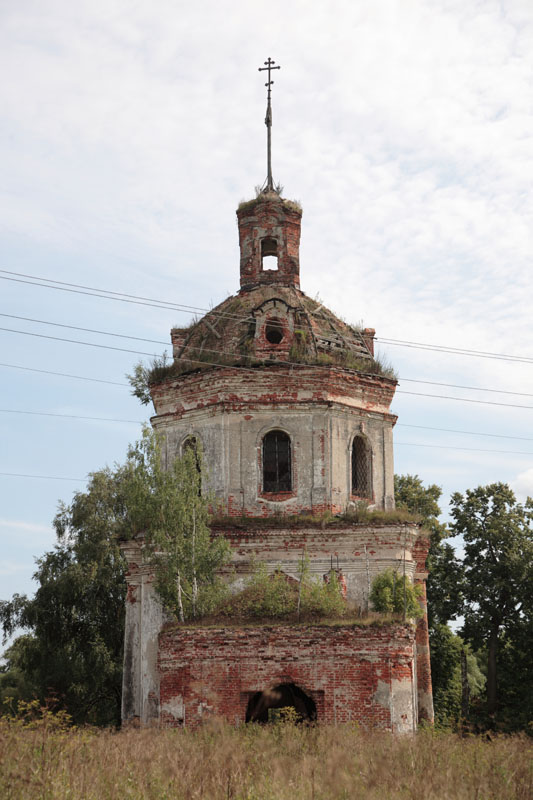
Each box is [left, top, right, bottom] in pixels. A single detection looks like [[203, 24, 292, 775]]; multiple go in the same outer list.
[[1, 717, 531, 799]]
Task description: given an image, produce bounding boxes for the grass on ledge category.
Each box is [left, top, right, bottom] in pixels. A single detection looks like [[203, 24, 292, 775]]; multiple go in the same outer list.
[[210, 508, 422, 529], [163, 612, 408, 631]]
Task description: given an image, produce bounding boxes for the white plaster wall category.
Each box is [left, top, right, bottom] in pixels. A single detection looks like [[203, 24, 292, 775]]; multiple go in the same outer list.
[[153, 403, 395, 514]]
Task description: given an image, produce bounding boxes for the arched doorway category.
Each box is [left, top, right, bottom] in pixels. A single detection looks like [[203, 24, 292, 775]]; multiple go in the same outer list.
[[245, 682, 317, 723]]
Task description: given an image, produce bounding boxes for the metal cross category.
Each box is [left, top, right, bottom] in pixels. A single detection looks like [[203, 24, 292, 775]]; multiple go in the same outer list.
[[258, 58, 280, 191]]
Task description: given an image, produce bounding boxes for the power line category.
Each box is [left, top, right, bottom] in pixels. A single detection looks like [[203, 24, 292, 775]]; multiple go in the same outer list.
[[0, 269, 207, 314], [0, 326, 164, 357], [2, 407, 533, 454], [0, 472, 86, 482], [0, 374, 528, 440], [396, 423, 533, 442], [2, 268, 533, 365], [396, 441, 533, 456], [0, 362, 128, 387], [2, 434, 532, 485], [395, 390, 533, 410], [399, 377, 533, 399], [0, 409, 143, 423], [0, 273, 207, 315], [2, 325, 533, 411], [376, 337, 533, 365], [0, 313, 168, 346], [1, 311, 531, 401], [2, 310, 533, 399]]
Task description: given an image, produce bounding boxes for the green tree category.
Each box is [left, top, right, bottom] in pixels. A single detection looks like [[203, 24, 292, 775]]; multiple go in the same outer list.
[[395, 474, 463, 627], [429, 623, 485, 727], [128, 431, 230, 620], [0, 469, 127, 725], [395, 473, 472, 727], [450, 483, 533, 717], [0, 429, 231, 724]]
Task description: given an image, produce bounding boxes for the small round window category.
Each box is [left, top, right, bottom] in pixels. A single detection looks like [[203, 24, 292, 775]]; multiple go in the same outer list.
[[265, 319, 284, 345]]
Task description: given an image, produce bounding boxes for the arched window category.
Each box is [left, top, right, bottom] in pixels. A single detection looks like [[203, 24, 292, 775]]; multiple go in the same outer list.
[[182, 435, 201, 492], [262, 430, 291, 493], [351, 435, 372, 498], [182, 435, 198, 457]]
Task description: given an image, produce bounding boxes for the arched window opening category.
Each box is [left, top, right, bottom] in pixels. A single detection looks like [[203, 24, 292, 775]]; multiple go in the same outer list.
[[245, 683, 317, 724], [261, 237, 279, 271], [265, 318, 284, 345], [352, 435, 372, 498], [182, 436, 201, 493], [263, 430, 291, 493]]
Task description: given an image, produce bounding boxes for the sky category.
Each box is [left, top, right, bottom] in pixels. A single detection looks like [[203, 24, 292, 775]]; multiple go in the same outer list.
[[1, 0, 533, 628]]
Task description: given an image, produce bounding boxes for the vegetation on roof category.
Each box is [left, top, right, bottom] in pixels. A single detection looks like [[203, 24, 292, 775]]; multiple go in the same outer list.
[[209, 507, 422, 529], [127, 350, 396, 405], [164, 560, 417, 628], [237, 196, 302, 214]]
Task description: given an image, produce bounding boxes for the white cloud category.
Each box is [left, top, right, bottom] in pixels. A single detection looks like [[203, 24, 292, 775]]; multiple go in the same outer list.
[[511, 467, 533, 502], [1, 0, 533, 584], [0, 519, 53, 535]]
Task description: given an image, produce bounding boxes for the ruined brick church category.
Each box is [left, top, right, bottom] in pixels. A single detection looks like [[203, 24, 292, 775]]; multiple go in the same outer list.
[[121, 62, 433, 732]]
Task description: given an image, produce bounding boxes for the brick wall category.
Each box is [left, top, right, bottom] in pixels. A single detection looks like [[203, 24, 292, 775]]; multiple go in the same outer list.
[[159, 623, 418, 733]]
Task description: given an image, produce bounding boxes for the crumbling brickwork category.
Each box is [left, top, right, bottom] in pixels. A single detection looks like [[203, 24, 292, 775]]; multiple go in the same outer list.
[[237, 192, 302, 289], [120, 188, 434, 730], [159, 623, 418, 733]]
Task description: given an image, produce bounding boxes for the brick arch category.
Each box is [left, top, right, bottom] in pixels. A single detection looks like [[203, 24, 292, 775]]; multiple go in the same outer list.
[[245, 681, 317, 723]]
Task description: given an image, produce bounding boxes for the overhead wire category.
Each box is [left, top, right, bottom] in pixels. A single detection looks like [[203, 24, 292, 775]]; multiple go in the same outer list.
[[0, 408, 142, 423], [2, 309, 533, 397], [0, 362, 128, 386], [2, 433, 533, 485], [395, 442, 533, 456], [0, 313, 169, 346], [375, 336, 533, 364], [2, 327, 533, 410], [0, 471, 86, 482], [2, 268, 533, 364], [3, 270, 533, 468], [1, 401, 530, 443], [2, 310, 533, 398], [396, 424, 533, 442]]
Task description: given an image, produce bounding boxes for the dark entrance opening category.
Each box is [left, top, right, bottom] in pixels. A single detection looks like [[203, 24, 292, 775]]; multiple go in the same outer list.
[[245, 682, 317, 724]]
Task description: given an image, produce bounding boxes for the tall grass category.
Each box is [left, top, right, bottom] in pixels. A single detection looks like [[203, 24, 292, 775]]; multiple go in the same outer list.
[[1, 715, 532, 799]]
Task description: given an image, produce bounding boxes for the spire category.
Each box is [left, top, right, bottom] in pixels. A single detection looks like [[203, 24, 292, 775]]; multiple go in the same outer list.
[[258, 58, 280, 192]]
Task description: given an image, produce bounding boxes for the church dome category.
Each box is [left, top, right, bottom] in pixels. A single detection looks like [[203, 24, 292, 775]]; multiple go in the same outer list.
[[160, 191, 394, 384], [169, 282, 386, 378]]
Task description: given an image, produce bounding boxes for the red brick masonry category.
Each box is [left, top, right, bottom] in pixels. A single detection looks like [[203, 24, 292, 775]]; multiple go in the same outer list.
[[159, 623, 418, 732]]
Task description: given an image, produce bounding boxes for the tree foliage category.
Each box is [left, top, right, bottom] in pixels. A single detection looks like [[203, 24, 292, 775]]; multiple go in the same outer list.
[[394, 473, 462, 626], [369, 569, 423, 618], [450, 482, 533, 716], [0, 428, 231, 724], [219, 560, 346, 621], [429, 623, 485, 727], [0, 468, 127, 725], [130, 431, 231, 620]]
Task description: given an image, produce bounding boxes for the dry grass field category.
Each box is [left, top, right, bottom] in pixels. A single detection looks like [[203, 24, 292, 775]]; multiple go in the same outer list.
[[1, 715, 532, 800]]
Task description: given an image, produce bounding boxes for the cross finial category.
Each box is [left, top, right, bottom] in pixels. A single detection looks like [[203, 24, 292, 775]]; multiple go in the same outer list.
[[258, 58, 281, 192]]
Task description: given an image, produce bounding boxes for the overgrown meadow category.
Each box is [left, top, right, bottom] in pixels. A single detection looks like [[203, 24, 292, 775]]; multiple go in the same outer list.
[[1, 707, 532, 800]]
